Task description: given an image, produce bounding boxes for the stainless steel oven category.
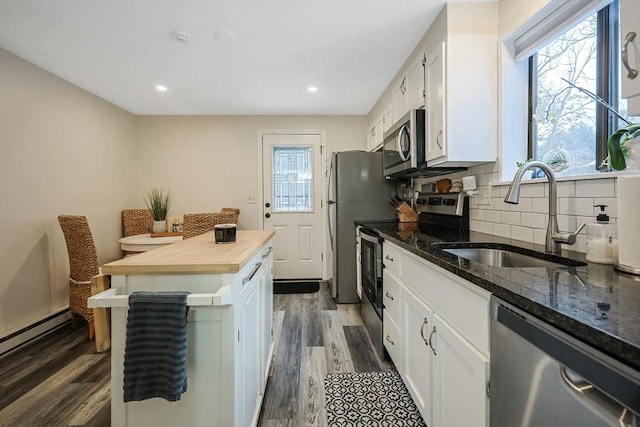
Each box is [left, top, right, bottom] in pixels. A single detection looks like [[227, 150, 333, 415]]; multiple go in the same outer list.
[[383, 109, 425, 178], [359, 227, 384, 358]]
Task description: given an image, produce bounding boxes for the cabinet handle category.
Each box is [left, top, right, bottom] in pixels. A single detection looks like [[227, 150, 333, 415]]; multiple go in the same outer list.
[[428, 325, 437, 356], [242, 262, 262, 285], [420, 317, 429, 346], [435, 130, 443, 149], [385, 334, 395, 346], [622, 32, 638, 79], [385, 291, 394, 301], [261, 247, 273, 259], [385, 254, 394, 262]]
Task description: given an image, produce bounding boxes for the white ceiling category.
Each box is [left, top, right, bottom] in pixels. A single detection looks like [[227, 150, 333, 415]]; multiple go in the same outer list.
[[0, 0, 468, 115]]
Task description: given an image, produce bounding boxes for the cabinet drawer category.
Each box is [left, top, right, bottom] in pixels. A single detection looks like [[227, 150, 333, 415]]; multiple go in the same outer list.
[[383, 242, 402, 278], [383, 314, 402, 372], [383, 270, 401, 326]]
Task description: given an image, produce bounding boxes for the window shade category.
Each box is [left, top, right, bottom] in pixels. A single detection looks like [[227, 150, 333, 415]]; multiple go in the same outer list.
[[509, 0, 614, 61]]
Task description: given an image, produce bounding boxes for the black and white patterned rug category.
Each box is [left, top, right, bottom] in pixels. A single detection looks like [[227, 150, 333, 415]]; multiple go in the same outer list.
[[324, 370, 427, 427]]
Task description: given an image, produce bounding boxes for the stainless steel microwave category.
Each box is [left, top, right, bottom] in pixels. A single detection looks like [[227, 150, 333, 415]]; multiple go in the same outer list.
[[382, 109, 425, 178]]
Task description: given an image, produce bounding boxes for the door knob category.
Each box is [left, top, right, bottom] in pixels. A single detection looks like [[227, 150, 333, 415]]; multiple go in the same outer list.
[[265, 213, 271, 218], [265, 202, 271, 208]]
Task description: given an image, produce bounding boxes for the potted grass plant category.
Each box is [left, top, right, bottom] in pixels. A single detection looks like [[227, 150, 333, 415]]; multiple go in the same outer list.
[[145, 187, 173, 233]]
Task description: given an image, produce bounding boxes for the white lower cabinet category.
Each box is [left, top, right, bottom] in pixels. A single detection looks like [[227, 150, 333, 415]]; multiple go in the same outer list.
[[384, 241, 490, 427], [432, 313, 489, 427], [240, 274, 262, 426], [402, 286, 435, 426]]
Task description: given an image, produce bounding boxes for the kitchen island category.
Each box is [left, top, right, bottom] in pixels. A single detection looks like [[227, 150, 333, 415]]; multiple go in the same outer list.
[[90, 230, 275, 427]]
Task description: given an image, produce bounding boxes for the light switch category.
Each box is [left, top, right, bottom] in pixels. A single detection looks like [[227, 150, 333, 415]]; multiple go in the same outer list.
[[248, 194, 257, 204]]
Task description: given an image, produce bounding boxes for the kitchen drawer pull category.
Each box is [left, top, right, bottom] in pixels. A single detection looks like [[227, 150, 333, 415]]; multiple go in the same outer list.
[[385, 291, 394, 301], [261, 247, 273, 259], [242, 262, 262, 285], [385, 334, 395, 346], [622, 32, 638, 79], [385, 254, 394, 262], [420, 317, 429, 346], [428, 325, 437, 356]]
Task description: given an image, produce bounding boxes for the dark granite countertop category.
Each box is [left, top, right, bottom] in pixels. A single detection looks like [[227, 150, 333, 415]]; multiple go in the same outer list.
[[357, 220, 640, 371]]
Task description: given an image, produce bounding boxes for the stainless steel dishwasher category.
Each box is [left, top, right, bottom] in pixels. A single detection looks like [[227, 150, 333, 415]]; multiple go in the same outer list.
[[490, 296, 640, 426]]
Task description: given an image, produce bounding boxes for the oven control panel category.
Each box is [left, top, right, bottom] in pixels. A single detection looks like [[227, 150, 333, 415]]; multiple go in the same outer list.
[[415, 192, 465, 216]]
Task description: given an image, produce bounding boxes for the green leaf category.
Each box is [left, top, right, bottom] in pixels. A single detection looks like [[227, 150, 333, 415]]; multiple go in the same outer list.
[[608, 124, 640, 171]]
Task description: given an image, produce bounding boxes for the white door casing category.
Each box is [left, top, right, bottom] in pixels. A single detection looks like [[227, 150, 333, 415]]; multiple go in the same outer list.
[[261, 133, 324, 280]]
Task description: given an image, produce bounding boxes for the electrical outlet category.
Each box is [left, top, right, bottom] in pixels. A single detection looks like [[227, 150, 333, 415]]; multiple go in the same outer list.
[[477, 191, 492, 205], [248, 194, 257, 204]]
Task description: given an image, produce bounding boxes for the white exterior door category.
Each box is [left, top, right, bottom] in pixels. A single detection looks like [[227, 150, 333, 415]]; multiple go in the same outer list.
[[262, 133, 323, 280]]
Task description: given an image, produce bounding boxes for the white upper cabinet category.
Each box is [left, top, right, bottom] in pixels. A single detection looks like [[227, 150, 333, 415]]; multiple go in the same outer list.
[[425, 4, 498, 167], [621, 0, 640, 100], [392, 53, 426, 125], [366, 114, 383, 152], [382, 103, 393, 133]]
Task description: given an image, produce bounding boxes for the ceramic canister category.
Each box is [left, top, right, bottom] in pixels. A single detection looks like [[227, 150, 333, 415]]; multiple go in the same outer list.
[[214, 223, 237, 244]]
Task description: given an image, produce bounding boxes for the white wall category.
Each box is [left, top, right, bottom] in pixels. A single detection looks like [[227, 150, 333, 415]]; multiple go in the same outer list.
[[0, 49, 138, 338], [135, 115, 366, 230]]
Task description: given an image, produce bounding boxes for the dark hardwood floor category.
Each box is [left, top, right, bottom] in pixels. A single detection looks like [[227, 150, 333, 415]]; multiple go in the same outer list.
[[0, 282, 393, 426]]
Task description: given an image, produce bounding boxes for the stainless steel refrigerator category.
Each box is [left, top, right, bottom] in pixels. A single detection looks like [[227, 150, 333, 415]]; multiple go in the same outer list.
[[328, 151, 397, 303]]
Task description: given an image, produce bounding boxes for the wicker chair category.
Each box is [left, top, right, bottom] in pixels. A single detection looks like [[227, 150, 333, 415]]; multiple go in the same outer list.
[[122, 209, 154, 237], [57, 215, 100, 340], [183, 211, 239, 239]]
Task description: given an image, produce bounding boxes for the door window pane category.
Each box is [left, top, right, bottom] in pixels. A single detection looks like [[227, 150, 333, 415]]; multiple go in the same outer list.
[[272, 146, 313, 212]]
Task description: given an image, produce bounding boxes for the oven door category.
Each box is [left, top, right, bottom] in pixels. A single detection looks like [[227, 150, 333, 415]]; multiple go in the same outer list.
[[359, 228, 383, 318]]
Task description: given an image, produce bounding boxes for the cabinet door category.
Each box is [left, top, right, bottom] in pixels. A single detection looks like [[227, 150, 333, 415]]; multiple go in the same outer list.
[[425, 42, 446, 163], [401, 286, 434, 425], [406, 53, 426, 110], [392, 76, 409, 124], [621, 0, 640, 98], [260, 255, 274, 391], [432, 314, 489, 427], [241, 277, 262, 426], [383, 104, 393, 133]]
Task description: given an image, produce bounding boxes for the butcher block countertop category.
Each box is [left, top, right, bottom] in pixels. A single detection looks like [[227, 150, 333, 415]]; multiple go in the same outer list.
[[102, 230, 275, 275]]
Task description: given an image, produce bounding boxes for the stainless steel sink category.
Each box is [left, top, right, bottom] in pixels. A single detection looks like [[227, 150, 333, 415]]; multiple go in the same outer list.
[[435, 244, 587, 268]]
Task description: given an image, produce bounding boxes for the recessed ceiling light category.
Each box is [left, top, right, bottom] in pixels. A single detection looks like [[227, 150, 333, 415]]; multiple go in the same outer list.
[[215, 30, 236, 42], [308, 86, 318, 92], [156, 85, 168, 92]]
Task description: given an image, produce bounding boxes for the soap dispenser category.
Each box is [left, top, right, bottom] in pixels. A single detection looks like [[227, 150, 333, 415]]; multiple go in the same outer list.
[[586, 205, 619, 264]]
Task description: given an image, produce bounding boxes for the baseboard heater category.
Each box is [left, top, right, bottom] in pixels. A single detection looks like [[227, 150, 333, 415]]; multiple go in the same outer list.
[[0, 308, 71, 357]]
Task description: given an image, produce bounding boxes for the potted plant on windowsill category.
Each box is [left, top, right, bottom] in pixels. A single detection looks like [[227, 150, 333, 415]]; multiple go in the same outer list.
[[145, 187, 173, 233]]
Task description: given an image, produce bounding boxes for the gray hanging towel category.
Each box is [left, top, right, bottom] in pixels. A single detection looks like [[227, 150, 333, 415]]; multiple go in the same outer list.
[[123, 291, 190, 402]]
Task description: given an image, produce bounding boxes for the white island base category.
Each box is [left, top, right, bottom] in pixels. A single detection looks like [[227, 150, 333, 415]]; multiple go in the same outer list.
[[90, 231, 274, 427]]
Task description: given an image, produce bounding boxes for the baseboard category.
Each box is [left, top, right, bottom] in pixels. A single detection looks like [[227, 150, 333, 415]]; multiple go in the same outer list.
[[0, 309, 71, 357]]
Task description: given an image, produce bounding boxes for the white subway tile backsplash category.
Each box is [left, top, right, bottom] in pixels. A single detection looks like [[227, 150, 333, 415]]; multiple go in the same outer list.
[[501, 211, 521, 225], [478, 221, 493, 234], [531, 198, 549, 213], [493, 223, 511, 238], [477, 173, 492, 186], [468, 176, 621, 255], [485, 210, 502, 223], [509, 197, 532, 212], [556, 181, 576, 197], [533, 229, 547, 246], [557, 215, 577, 232], [491, 197, 510, 211], [521, 212, 546, 229], [511, 226, 534, 243], [518, 183, 545, 198], [470, 219, 479, 231], [575, 179, 615, 197]]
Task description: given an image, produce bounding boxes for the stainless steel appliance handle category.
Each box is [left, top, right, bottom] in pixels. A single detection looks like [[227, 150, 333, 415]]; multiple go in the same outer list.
[[327, 157, 335, 249], [622, 31, 638, 79], [359, 228, 380, 245], [396, 125, 411, 161]]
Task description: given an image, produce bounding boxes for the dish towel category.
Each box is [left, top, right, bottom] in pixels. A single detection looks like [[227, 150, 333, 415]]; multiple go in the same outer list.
[[123, 291, 190, 402]]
